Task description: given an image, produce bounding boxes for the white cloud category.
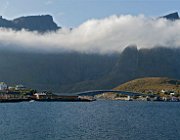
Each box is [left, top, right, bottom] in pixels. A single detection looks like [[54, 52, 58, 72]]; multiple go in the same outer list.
[[0, 14, 180, 54]]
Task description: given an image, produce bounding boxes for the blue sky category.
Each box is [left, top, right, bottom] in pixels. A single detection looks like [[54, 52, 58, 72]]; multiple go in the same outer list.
[[0, 0, 180, 27]]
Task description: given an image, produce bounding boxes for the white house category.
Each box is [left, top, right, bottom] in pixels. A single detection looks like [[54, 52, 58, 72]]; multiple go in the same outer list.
[[0, 82, 8, 91], [15, 85, 26, 90], [161, 90, 166, 93], [34, 93, 47, 99], [170, 92, 175, 96]]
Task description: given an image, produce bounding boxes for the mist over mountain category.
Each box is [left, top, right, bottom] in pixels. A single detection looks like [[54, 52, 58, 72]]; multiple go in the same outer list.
[[0, 13, 180, 53], [0, 13, 179, 93]]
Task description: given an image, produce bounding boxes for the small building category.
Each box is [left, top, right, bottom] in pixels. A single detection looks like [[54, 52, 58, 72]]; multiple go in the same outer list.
[[15, 85, 26, 90], [34, 93, 47, 99], [0, 82, 8, 91], [127, 96, 132, 101], [161, 90, 175, 95], [8, 86, 15, 91]]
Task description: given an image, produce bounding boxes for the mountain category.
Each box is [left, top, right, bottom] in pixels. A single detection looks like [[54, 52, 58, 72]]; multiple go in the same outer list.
[[65, 46, 180, 93], [161, 12, 179, 20], [0, 12, 179, 32], [0, 46, 179, 93], [0, 13, 179, 93], [0, 15, 60, 32], [0, 50, 118, 92], [104, 46, 180, 89], [113, 77, 180, 94]]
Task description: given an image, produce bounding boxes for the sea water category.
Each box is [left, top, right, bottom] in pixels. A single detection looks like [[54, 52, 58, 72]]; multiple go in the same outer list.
[[0, 101, 180, 140]]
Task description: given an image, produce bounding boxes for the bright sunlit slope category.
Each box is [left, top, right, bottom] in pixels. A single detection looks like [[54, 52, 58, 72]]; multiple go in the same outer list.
[[114, 77, 180, 94]]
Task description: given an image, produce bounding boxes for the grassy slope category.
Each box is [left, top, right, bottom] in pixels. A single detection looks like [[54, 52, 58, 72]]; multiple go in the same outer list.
[[114, 77, 180, 94]]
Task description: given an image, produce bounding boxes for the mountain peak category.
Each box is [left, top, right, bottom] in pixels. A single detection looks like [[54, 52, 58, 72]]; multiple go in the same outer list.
[[13, 15, 53, 22], [0, 15, 60, 32], [161, 12, 179, 20]]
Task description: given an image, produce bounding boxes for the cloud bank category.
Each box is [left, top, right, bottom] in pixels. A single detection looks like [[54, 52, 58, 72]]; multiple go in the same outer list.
[[0, 14, 180, 54]]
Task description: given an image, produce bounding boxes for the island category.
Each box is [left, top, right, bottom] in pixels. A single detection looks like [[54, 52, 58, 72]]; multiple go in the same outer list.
[[0, 77, 179, 103], [95, 77, 180, 102], [0, 82, 94, 103]]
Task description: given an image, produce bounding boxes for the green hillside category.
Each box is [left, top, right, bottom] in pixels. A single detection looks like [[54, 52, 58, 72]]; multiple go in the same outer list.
[[114, 77, 180, 94]]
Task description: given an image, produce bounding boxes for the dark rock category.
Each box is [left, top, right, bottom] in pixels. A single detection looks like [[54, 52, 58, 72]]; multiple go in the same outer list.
[[161, 12, 179, 20], [0, 15, 60, 32]]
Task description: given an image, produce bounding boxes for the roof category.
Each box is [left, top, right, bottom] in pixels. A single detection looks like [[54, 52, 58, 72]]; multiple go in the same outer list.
[[16, 85, 25, 88], [34, 93, 46, 96]]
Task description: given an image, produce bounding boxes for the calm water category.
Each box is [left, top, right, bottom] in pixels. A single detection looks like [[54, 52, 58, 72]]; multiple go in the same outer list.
[[0, 101, 180, 140]]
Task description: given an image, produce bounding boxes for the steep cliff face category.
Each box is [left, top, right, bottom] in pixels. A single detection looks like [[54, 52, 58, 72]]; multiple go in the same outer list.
[[105, 47, 180, 89], [104, 46, 139, 87], [111, 46, 139, 76], [57, 47, 180, 93], [0, 15, 60, 32], [0, 46, 179, 93], [137, 47, 180, 78]]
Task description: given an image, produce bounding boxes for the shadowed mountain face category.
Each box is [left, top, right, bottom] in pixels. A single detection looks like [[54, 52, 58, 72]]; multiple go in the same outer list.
[[0, 47, 179, 93], [109, 47, 180, 84], [0, 15, 60, 32], [0, 51, 118, 92]]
